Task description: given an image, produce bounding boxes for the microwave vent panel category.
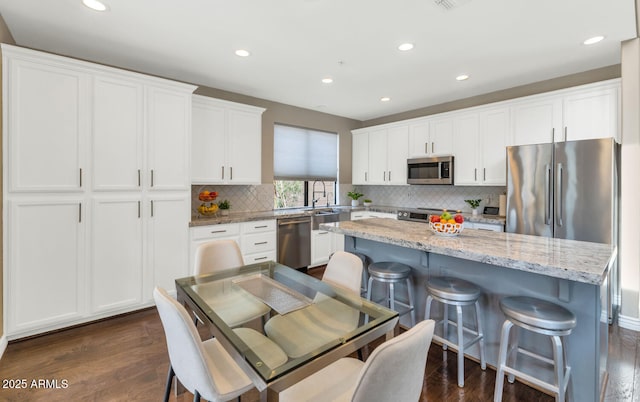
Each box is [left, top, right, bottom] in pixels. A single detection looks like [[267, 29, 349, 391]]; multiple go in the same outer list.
[[433, 0, 472, 11]]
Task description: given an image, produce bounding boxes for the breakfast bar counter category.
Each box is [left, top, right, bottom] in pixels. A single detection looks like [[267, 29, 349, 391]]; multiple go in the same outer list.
[[320, 218, 616, 402]]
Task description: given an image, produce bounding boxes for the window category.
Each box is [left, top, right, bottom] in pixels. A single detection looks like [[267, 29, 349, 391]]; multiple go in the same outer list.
[[273, 124, 338, 209]]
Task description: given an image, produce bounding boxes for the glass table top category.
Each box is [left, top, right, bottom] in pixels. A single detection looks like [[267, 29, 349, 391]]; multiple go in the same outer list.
[[175, 260, 398, 383]]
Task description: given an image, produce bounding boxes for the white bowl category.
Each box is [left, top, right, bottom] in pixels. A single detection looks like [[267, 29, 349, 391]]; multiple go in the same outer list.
[[429, 221, 463, 236]]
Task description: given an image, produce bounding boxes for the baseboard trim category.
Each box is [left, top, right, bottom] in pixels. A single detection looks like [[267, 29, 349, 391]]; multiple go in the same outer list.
[[0, 335, 7, 360], [618, 314, 640, 331]]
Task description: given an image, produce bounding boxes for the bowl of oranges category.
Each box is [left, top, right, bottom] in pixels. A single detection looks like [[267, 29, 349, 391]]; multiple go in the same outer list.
[[429, 210, 464, 237]]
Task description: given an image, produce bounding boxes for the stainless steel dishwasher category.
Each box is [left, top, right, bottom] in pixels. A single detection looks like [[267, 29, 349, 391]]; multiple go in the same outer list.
[[277, 216, 311, 270]]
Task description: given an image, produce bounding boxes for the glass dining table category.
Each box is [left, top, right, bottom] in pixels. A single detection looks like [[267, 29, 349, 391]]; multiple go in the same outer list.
[[175, 260, 399, 401]]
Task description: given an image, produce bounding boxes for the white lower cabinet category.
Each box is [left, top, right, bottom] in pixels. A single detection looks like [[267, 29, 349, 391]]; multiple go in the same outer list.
[[145, 194, 191, 300], [7, 198, 85, 336], [465, 221, 504, 232], [190, 219, 277, 271], [311, 229, 333, 266], [90, 196, 143, 314]]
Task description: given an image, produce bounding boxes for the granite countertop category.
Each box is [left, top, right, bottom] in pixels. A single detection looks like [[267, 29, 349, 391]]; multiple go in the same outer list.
[[190, 205, 506, 227], [320, 218, 616, 285]]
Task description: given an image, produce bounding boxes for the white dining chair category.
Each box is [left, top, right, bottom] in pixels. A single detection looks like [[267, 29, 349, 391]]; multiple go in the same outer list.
[[264, 251, 363, 358], [154, 286, 253, 402], [279, 318, 435, 402], [193, 239, 271, 328]]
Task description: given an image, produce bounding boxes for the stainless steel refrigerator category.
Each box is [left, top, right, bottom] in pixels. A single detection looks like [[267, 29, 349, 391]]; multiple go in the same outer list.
[[506, 137, 620, 320]]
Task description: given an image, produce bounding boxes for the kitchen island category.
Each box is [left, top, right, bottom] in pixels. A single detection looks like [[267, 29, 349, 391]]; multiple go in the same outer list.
[[320, 218, 616, 402]]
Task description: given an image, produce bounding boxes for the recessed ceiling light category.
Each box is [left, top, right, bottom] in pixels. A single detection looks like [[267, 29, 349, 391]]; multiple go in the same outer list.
[[82, 0, 108, 11], [583, 36, 605, 45], [380, 97, 391, 102], [398, 43, 414, 51], [321, 78, 333, 84], [456, 74, 469, 81], [235, 49, 251, 57]]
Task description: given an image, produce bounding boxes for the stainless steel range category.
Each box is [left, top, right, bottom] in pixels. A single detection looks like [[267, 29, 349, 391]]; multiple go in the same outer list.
[[396, 208, 444, 223]]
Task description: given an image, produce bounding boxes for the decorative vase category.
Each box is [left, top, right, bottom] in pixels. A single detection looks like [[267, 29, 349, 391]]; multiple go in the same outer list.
[[220, 210, 229, 216], [351, 199, 360, 207], [472, 208, 479, 216], [363, 202, 372, 207]]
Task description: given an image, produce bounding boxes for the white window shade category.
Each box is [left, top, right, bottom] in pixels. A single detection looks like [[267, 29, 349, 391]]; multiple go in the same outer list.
[[274, 125, 338, 181]]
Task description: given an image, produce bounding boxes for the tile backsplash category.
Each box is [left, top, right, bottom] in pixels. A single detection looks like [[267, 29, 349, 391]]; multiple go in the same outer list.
[[350, 185, 506, 213], [192, 183, 506, 215]]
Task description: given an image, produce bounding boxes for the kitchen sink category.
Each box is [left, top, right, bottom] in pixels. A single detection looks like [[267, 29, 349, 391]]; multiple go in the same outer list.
[[310, 208, 350, 229]]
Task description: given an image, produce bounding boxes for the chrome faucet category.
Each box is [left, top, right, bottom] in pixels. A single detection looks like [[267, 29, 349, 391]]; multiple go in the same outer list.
[[311, 180, 326, 208]]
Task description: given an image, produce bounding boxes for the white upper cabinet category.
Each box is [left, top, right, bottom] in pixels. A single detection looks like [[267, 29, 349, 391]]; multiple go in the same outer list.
[[408, 118, 454, 157], [191, 95, 265, 185], [353, 125, 408, 185], [453, 113, 480, 185], [510, 96, 562, 146], [92, 75, 144, 191], [562, 84, 619, 142], [510, 80, 620, 145], [6, 57, 89, 192], [352, 131, 369, 185], [147, 86, 192, 191]]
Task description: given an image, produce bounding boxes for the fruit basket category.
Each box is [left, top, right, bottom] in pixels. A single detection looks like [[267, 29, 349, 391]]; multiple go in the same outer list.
[[429, 221, 463, 237], [429, 211, 464, 236], [197, 190, 219, 216]]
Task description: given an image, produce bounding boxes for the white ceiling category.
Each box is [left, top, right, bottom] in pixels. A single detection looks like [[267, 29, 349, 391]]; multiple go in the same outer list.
[[0, 0, 636, 121]]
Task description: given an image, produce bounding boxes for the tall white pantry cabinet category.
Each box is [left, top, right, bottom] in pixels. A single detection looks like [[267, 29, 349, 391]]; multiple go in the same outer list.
[[2, 45, 197, 339]]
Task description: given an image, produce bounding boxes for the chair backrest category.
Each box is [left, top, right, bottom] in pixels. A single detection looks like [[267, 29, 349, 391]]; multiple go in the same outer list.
[[153, 287, 219, 399], [351, 319, 435, 402], [194, 239, 244, 275], [322, 251, 363, 295]]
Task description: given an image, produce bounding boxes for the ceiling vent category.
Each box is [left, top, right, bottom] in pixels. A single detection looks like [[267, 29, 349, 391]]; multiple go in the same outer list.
[[433, 0, 471, 11]]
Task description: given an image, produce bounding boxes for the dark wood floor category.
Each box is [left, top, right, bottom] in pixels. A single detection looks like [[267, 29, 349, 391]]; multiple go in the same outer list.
[[0, 268, 636, 401]]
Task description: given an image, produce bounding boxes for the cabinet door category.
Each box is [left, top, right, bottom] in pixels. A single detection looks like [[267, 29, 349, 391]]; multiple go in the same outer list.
[[311, 230, 332, 266], [227, 109, 262, 184], [90, 196, 143, 313], [147, 87, 191, 191], [453, 114, 480, 185], [368, 128, 388, 184], [92, 75, 144, 191], [332, 233, 345, 253], [352, 132, 369, 184], [7, 59, 88, 192], [510, 96, 562, 146], [191, 99, 226, 183], [429, 117, 454, 156], [408, 121, 430, 157], [146, 194, 190, 299], [563, 86, 618, 142], [7, 198, 85, 335], [481, 108, 509, 185], [386, 126, 409, 185]]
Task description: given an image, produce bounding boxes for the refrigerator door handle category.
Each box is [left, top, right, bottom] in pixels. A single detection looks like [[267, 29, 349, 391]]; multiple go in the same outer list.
[[556, 163, 563, 227], [545, 164, 552, 225]]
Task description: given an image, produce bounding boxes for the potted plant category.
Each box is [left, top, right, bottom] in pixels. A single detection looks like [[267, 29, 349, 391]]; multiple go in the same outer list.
[[363, 199, 373, 207], [347, 190, 364, 207], [218, 199, 231, 216], [464, 199, 482, 216]]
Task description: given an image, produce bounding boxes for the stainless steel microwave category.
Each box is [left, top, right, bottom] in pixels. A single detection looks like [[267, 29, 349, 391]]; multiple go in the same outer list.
[[407, 156, 454, 185]]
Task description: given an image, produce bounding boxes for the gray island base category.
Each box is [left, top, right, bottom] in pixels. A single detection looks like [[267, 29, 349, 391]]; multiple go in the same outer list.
[[320, 218, 616, 402]]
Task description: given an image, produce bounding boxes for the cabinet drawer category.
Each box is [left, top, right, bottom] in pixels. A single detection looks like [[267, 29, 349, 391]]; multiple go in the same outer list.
[[242, 232, 276, 255], [191, 223, 240, 240], [243, 251, 277, 264], [473, 222, 504, 232], [241, 219, 276, 234]]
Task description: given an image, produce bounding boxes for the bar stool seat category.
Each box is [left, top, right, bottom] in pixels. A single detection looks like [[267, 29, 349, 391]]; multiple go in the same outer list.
[[425, 276, 486, 388], [494, 296, 576, 402], [366, 262, 416, 326]]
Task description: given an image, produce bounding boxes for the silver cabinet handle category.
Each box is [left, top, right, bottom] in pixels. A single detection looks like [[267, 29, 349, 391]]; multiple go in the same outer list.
[[425, 142, 428, 154], [150, 169, 154, 187], [230, 167, 233, 180], [318, 231, 329, 235], [210, 229, 227, 234], [474, 168, 477, 181], [388, 171, 391, 181], [483, 168, 486, 181], [431, 142, 434, 154], [138, 201, 141, 218], [138, 169, 141, 187], [254, 256, 268, 261], [365, 172, 367, 182], [254, 225, 268, 229], [150, 200, 154, 217], [564, 126, 568, 142], [79, 168, 83, 187], [78, 203, 82, 223], [383, 171, 386, 181], [221, 166, 224, 180], [254, 241, 268, 245], [551, 128, 555, 143]]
